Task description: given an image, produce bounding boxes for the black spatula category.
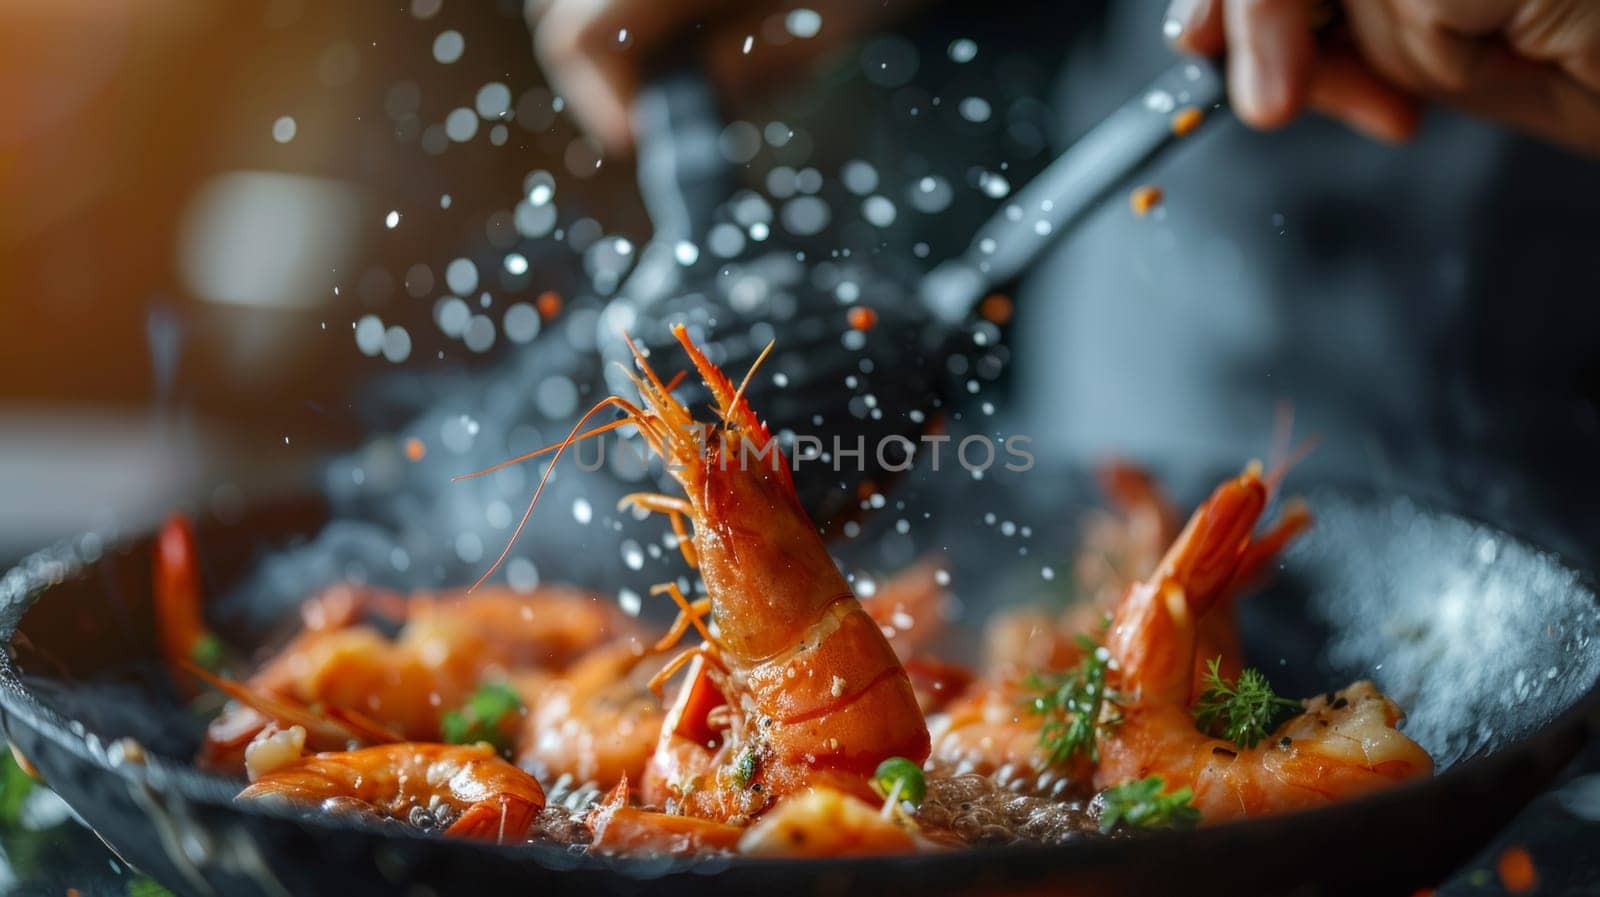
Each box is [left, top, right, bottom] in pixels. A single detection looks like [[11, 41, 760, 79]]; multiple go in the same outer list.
[[600, 62, 1225, 526]]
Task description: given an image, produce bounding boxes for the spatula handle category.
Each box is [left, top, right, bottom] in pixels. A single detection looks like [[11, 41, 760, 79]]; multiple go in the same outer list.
[[919, 59, 1226, 323]]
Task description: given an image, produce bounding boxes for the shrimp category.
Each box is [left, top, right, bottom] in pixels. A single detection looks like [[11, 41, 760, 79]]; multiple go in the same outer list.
[[200, 583, 634, 772], [1095, 464, 1432, 821], [515, 639, 663, 790], [929, 463, 1310, 796], [585, 776, 743, 855], [737, 786, 917, 857], [238, 740, 545, 843], [477, 325, 927, 823], [153, 513, 222, 694]]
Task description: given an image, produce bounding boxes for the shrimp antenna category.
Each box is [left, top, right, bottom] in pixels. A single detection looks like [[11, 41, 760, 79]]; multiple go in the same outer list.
[[1263, 402, 1318, 492], [725, 339, 776, 428], [451, 371, 686, 483], [468, 394, 651, 592]]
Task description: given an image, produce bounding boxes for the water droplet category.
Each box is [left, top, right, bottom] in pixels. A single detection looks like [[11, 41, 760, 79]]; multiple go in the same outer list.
[[862, 195, 896, 227], [618, 588, 642, 616], [445, 107, 479, 142], [272, 116, 297, 143], [621, 540, 644, 570], [445, 257, 479, 295], [384, 210, 401, 229], [719, 121, 762, 163], [948, 38, 977, 63], [504, 302, 540, 343], [432, 30, 465, 64], [572, 498, 593, 525], [381, 325, 412, 363], [785, 8, 822, 39], [959, 97, 992, 123], [463, 315, 496, 352], [673, 241, 700, 266], [742, 34, 754, 54], [354, 315, 384, 356], [507, 558, 540, 592], [841, 160, 878, 195]]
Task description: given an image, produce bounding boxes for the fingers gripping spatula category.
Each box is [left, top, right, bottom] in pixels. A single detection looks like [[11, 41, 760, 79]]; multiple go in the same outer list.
[[601, 62, 1226, 527]]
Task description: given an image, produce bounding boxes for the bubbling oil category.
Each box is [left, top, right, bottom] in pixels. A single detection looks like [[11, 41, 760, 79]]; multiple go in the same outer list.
[[915, 774, 1100, 847]]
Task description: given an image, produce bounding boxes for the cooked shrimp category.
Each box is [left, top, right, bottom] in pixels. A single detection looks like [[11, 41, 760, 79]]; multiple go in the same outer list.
[[738, 786, 917, 857], [474, 325, 927, 823], [200, 583, 633, 771], [238, 741, 545, 843], [930, 463, 1310, 795], [516, 639, 663, 790], [1095, 464, 1432, 821], [585, 776, 742, 855], [153, 513, 223, 694]]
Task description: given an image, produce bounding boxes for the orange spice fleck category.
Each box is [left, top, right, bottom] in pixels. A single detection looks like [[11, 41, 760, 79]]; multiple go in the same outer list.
[[536, 291, 563, 319], [403, 437, 427, 462], [847, 306, 878, 331], [1130, 184, 1164, 217], [1497, 845, 1538, 893], [978, 293, 1013, 325], [1172, 105, 1204, 137]]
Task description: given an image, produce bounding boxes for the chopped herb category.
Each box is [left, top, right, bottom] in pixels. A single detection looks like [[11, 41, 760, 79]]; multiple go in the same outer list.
[[1024, 634, 1121, 764], [189, 633, 224, 671], [871, 756, 926, 808], [128, 877, 178, 897], [1192, 657, 1300, 749], [0, 747, 36, 826], [441, 682, 523, 753], [732, 748, 759, 788], [1096, 776, 1200, 833]]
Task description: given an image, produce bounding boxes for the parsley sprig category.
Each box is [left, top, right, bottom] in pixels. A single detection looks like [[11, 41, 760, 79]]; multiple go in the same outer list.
[[1096, 776, 1200, 833], [441, 682, 524, 754], [1024, 634, 1121, 764], [1192, 657, 1300, 748]]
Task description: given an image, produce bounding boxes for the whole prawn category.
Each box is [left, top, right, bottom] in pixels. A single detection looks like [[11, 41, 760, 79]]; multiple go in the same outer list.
[[1095, 463, 1433, 821], [475, 325, 928, 823], [238, 736, 545, 843], [928, 462, 1310, 795]]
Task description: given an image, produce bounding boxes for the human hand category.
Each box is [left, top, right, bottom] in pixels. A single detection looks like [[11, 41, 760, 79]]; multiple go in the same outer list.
[[528, 0, 918, 153], [1164, 0, 1600, 154]]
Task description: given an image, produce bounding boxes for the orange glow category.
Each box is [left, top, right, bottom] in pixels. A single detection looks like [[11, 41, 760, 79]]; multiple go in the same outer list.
[[978, 294, 1013, 325], [1130, 185, 1164, 217], [1172, 106, 1204, 137], [403, 437, 426, 462], [1497, 845, 1538, 893], [537, 291, 563, 319], [847, 307, 877, 331]]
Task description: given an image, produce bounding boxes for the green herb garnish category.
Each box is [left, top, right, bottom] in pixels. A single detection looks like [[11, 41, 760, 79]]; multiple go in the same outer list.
[[128, 877, 179, 897], [732, 748, 759, 788], [871, 756, 926, 808], [1096, 776, 1200, 833], [1024, 634, 1121, 764], [1191, 657, 1300, 749], [189, 633, 224, 671], [441, 682, 523, 753]]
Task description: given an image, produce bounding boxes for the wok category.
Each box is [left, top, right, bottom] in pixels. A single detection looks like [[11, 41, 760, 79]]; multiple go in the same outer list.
[[1, 463, 1597, 897]]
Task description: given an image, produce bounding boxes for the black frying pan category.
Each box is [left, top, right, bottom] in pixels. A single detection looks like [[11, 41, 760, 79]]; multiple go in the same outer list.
[[2, 463, 1597, 897]]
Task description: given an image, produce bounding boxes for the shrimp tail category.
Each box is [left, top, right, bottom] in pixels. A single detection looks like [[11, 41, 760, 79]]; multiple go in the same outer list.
[[445, 793, 541, 844]]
